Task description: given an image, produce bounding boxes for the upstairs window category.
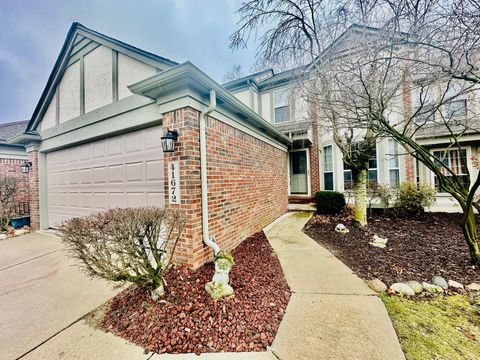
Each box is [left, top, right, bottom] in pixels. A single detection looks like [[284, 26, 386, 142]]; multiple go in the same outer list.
[[432, 149, 468, 192], [446, 99, 467, 118], [274, 89, 291, 123], [415, 102, 436, 123]]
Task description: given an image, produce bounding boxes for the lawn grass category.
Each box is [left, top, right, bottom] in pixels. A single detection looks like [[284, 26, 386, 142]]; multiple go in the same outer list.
[[382, 294, 480, 360]]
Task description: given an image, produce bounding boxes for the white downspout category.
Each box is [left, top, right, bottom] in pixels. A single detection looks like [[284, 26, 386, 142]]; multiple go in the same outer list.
[[201, 89, 219, 255]]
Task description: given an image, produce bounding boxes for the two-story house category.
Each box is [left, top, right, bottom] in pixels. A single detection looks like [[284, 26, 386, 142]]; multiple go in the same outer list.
[[225, 24, 480, 213]]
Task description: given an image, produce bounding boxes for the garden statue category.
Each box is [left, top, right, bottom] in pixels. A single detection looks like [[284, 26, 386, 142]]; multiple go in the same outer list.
[[204, 236, 235, 299]]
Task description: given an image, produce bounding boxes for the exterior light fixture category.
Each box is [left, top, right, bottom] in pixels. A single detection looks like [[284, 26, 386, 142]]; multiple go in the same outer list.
[[161, 129, 179, 153], [20, 161, 33, 174]]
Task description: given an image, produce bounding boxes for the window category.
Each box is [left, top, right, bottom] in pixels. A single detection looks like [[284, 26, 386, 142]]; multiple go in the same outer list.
[[446, 99, 467, 118], [323, 145, 334, 190], [343, 144, 378, 190], [388, 139, 400, 187], [273, 89, 291, 123], [432, 149, 468, 192], [415, 102, 436, 123]]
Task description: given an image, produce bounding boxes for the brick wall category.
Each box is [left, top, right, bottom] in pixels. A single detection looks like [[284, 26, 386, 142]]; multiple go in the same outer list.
[[163, 107, 288, 268], [27, 151, 40, 230], [402, 68, 416, 183], [0, 157, 30, 216]]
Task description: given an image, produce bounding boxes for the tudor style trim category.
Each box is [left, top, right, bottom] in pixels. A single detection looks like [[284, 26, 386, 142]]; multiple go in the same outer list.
[[26, 22, 178, 133]]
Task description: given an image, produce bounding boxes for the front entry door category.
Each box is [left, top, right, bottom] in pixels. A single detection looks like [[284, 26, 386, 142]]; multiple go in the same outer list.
[[289, 150, 308, 194]]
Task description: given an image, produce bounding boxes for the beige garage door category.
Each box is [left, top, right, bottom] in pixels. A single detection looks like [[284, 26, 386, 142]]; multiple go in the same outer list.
[[46, 126, 164, 228]]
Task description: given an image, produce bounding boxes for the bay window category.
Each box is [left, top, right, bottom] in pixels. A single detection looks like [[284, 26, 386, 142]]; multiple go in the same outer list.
[[323, 145, 334, 190], [388, 139, 400, 187], [432, 148, 468, 192], [343, 144, 377, 190]]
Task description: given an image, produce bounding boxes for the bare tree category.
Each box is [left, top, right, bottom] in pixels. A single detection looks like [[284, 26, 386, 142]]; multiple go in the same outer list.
[[223, 64, 245, 83], [231, 0, 480, 264], [60, 207, 187, 300], [230, 0, 400, 225]]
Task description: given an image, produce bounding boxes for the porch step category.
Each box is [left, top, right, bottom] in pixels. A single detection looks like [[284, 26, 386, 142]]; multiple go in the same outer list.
[[287, 203, 316, 212]]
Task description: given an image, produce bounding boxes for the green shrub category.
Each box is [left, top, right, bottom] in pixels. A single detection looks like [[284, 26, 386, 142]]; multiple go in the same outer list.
[[393, 182, 436, 216], [315, 191, 346, 215]]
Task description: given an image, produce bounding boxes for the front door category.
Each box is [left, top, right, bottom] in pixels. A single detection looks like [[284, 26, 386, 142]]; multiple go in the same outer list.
[[289, 150, 308, 195]]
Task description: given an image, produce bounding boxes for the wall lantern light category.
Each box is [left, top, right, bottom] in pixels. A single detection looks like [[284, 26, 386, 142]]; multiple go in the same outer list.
[[20, 161, 33, 174], [161, 129, 179, 153]]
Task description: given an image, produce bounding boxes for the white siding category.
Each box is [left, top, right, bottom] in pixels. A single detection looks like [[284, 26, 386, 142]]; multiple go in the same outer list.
[[40, 91, 57, 131], [261, 92, 272, 122], [233, 89, 250, 108], [118, 53, 157, 99], [58, 61, 81, 123], [84, 46, 113, 113]]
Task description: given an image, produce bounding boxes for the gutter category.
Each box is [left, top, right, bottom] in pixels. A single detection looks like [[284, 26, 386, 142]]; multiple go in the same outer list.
[[200, 89, 219, 254]]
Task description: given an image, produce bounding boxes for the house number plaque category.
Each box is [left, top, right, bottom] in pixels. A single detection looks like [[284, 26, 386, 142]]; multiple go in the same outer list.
[[168, 161, 181, 204]]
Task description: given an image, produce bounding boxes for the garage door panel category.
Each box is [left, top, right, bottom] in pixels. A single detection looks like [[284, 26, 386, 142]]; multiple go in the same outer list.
[[46, 126, 165, 228]]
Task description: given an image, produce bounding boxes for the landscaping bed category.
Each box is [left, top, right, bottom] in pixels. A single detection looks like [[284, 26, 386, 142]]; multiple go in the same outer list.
[[100, 231, 291, 355], [304, 212, 479, 285]]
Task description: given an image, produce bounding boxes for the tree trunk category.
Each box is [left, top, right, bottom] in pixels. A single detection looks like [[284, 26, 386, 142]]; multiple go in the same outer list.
[[461, 205, 480, 266], [353, 169, 368, 226]]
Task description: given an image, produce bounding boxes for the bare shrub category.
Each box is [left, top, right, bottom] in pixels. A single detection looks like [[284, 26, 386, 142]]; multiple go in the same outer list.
[[60, 207, 186, 299], [0, 176, 20, 231]]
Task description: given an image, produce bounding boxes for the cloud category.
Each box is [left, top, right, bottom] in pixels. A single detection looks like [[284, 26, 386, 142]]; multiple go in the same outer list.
[[0, 0, 256, 123]]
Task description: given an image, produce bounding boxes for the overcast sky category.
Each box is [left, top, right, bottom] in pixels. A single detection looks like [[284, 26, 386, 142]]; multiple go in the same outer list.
[[0, 0, 257, 124]]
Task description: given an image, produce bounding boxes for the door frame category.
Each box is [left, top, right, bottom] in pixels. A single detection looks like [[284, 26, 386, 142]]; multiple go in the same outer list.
[[287, 147, 311, 197]]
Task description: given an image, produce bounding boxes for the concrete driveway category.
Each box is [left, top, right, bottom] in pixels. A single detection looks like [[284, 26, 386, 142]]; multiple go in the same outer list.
[[0, 231, 118, 360]]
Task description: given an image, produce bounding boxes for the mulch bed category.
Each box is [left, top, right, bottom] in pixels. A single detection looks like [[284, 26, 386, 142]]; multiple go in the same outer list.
[[304, 212, 480, 286], [101, 232, 291, 355]]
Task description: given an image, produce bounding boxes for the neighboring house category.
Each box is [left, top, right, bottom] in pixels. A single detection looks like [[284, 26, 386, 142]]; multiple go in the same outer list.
[[0, 120, 30, 216], [8, 23, 290, 268], [225, 25, 480, 213]]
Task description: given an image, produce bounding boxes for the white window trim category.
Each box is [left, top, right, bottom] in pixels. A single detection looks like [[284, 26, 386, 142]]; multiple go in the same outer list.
[[387, 138, 400, 188], [273, 88, 293, 124], [287, 148, 311, 197], [322, 144, 335, 191], [429, 146, 471, 193]]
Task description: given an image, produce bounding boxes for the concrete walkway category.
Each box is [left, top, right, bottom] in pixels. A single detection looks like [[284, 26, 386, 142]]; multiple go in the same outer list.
[[10, 212, 405, 359], [264, 212, 405, 360]]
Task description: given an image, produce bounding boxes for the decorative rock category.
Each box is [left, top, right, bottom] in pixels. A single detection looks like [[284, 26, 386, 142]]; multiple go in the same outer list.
[[369, 235, 388, 248], [422, 282, 444, 293], [390, 283, 415, 296], [466, 283, 480, 292], [335, 224, 349, 234], [447, 280, 464, 290], [406, 281, 423, 294], [432, 276, 448, 289], [367, 278, 387, 293], [0, 233, 7, 240]]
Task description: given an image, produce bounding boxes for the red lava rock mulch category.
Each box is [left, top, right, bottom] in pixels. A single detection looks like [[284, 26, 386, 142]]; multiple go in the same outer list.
[[304, 212, 480, 286], [101, 231, 291, 355]]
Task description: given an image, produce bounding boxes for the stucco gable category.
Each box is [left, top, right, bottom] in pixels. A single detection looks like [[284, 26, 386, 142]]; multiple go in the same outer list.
[[28, 23, 178, 133]]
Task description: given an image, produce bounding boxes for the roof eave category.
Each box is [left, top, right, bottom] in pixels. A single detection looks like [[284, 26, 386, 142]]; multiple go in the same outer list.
[[129, 62, 292, 147], [7, 132, 42, 146]]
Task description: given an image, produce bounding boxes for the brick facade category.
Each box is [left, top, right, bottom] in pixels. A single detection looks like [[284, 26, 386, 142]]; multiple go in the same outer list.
[[163, 107, 288, 268], [27, 150, 40, 230], [0, 157, 30, 217]]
